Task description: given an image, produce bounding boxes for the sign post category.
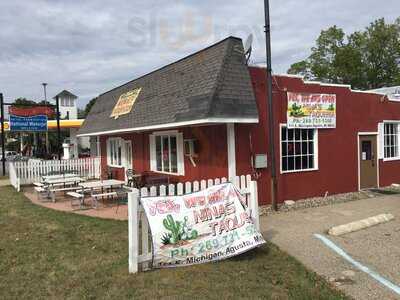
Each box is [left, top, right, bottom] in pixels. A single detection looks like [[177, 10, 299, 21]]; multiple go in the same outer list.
[[0, 93, 5, 176], [55, 96, 62, 161]]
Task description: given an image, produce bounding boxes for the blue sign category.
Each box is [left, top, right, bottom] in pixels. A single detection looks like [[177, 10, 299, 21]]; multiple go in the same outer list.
[[9, 115, 48, 132]]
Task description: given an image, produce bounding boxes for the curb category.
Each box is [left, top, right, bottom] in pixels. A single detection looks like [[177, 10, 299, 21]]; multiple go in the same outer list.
[[328, 213, 395, 236]]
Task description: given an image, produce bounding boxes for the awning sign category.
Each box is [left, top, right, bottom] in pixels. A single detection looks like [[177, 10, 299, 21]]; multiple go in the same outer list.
[[110, 88, 141, 119], [287, 92, 336, 128], [140, 182, 265, 268], [9, 115, 48, 132]]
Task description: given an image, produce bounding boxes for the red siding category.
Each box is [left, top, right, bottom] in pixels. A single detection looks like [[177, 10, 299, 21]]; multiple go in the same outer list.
[[100, 125, 229, 183], [99, 67, 400, 205], [247, 66, 400, 204]]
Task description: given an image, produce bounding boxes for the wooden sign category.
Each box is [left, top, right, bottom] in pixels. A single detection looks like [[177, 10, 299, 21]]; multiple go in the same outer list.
[[110, 88, 141, 119]]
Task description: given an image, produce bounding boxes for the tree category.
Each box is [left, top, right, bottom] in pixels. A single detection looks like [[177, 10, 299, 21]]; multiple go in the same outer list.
[[13, 98, 36, 106], [81, 97, 97, 118], [288, 18, 400, 90]]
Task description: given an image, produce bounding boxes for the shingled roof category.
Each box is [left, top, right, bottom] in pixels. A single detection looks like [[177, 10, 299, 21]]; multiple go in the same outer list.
[[78, 36, 258, 136], [53, 90, 78, 100]]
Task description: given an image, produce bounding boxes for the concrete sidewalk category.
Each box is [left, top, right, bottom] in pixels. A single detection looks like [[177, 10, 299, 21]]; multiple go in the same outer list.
[[260, 195, 400, 300]]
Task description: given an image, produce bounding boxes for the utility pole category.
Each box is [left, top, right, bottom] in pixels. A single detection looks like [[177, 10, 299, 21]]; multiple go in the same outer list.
[[0, 93, 5, 176], [264, 0, 278, 210], [55, 96, 62, 161], [42, 83, 49, 153]]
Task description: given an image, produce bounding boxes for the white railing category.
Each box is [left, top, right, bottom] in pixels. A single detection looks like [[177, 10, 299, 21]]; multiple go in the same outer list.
[[128, 174, 259, 273], [9, 157, 101, 186], [8, 162, 20, 192]]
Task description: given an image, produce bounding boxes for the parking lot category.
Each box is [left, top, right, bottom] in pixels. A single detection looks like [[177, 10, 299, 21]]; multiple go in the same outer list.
[[261, 194, 400, 300]]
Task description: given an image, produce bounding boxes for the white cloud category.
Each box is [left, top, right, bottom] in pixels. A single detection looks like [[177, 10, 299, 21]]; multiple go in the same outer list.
[[0, 0, 398, 107]]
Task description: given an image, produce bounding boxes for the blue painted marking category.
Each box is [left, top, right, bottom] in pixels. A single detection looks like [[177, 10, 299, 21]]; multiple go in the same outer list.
[[314, 233, 400, 296]]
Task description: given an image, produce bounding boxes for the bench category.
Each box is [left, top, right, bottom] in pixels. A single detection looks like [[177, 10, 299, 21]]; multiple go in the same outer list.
[[49, 187, 80, 202], [33, 182, 44, 187], [91, 192, 118, 208], [66, 192, 85, 209], [34, 186, 48, 201]]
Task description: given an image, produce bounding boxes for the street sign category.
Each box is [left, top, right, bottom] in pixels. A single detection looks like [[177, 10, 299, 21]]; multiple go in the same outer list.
[[9, 115, 48, 132]]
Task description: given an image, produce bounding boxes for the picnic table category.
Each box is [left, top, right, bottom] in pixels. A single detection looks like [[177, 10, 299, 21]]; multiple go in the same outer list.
[[78, 180, 126, 208], [41, 173, 78, 182], [35, 176, 86, 202], [44, 176, 85, 187]]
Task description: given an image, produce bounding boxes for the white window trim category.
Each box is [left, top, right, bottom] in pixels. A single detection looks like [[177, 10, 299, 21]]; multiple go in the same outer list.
[[279, 124, 319, 174], [382, 121, 400, 162], [149, 131, 184, 176], [107, 137, 124, 168]]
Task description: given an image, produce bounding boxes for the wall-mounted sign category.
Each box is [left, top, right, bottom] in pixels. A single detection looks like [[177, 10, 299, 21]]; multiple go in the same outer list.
[[9, 106, 54, 118], [110, 88, 142, 119], [140, 183, 265, 268], [287, 92, 336, 128], [9, 115, 48, 132]]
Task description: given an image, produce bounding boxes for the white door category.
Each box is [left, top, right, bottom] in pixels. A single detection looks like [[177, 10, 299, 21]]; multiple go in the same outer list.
[[124, 141, 133, 181]]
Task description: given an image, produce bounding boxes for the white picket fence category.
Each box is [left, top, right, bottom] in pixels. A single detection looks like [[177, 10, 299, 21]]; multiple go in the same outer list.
[[128, 174, 259, 273], [9, 157, 101, 187], [9, 162, 20, 192]]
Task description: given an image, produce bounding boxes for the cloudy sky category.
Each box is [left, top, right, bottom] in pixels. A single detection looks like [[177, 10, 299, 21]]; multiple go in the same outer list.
[[0, 0, 398, 108]]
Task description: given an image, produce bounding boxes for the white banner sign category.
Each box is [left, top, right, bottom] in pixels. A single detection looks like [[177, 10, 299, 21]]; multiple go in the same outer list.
[[140, 183, 265, 268], [287, 92, 336, 128]]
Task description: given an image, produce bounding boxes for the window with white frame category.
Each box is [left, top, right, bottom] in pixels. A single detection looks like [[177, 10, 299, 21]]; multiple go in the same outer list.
[[107, 138, 123, 167], [384, 123, 399, 159], [281, 126, 317, 172], [150, 132, 184, 175]]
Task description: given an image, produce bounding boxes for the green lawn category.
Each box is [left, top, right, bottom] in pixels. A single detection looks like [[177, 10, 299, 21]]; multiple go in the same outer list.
[[0, 186, 348, 299]]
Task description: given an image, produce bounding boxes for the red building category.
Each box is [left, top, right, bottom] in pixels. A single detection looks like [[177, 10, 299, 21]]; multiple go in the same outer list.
[[78, 37, 400, 205]]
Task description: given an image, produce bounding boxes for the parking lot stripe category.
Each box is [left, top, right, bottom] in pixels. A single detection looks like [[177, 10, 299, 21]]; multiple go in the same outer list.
[[314, 234, 400, 296]]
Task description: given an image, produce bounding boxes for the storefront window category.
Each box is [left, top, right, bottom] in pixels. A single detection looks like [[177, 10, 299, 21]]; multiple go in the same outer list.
[[155, 135, 178, 173], [150, 131, 183, 175], [107, 138, 123, 167], [281, 126, 317, 172], [384, 123, 399, 159]]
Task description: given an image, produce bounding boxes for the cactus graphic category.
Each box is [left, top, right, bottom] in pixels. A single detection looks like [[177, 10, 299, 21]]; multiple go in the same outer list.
[[163, 215, 182, 244], [181, 216, 198, 240], [162, 215, 198, 245], [161, 233, 171, 245]]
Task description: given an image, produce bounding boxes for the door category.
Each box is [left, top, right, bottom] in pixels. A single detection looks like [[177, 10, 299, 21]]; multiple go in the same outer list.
[[124, 141, 133, 181], [359, 135, 378, 189]]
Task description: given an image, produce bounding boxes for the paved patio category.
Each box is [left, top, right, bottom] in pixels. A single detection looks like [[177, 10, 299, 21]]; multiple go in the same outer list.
[[24, 187, 129, 220]]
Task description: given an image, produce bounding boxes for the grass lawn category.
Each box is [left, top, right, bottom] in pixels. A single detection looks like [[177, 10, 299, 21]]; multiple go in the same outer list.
[[0, 186, 348, 300]]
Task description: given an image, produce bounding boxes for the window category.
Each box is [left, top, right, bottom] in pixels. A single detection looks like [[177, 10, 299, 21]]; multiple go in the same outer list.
[[281, 126, 317, 172], [107, 138, 123, 167], [150, 131, 184, 175], [384, 123, 399, 159]]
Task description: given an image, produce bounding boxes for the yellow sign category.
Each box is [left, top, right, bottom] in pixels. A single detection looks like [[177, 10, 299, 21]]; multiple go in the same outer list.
[[110, 88, 142, 119]]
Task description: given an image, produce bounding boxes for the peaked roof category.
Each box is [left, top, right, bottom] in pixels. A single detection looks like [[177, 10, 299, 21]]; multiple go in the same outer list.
[[78, 36, 258, 136], [53, 90, 78, 100], [368, 86, 400, 101]]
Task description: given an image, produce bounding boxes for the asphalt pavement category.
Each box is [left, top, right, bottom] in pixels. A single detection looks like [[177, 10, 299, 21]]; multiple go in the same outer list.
[[260, 194, 400, 300]]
